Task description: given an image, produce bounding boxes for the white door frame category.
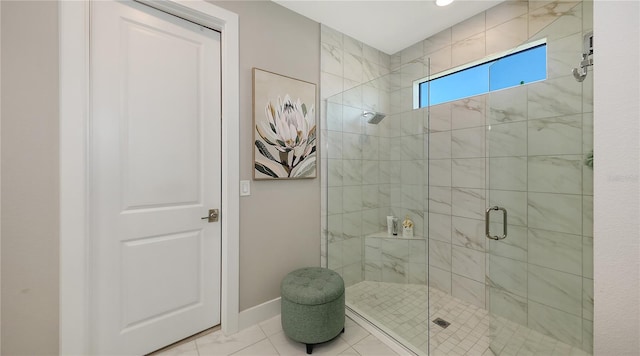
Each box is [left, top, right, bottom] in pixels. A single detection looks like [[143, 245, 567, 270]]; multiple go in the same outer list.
[[58, 1, 240, 354]]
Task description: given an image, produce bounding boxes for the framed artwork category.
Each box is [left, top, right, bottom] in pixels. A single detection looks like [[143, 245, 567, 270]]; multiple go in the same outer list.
[[252, 68, 317, 179]]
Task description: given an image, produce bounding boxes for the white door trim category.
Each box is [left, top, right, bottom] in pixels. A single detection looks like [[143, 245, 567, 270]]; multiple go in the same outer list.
[[59, 1, 240, 354]]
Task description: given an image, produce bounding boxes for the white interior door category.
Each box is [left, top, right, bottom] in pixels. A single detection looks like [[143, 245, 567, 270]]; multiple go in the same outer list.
[[90, 1, 221, 354]]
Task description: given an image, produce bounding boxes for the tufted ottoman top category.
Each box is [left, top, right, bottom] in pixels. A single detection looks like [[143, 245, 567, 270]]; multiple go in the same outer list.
[[281, 267, 345, 305]]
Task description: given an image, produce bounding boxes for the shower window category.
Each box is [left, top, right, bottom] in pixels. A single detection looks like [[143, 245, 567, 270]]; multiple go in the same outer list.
[[416, 39, 547, 107]]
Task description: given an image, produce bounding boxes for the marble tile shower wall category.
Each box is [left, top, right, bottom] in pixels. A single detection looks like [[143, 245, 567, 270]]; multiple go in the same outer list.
[[386, 0, 593, 352], [320, 24, 394, 287]]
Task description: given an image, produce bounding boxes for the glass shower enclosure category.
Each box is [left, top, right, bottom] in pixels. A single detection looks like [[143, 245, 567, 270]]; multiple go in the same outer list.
[[324, 1, 593, 354]]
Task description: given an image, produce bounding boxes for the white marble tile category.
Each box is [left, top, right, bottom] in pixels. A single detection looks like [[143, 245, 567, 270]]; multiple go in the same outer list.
[[195, 325, 267, 356], [424, 47, 451, 78], [528, 155, 582, 194], [409, 263, 428, 285], [452, 188, 486, 220], [427, 102, 451, 133], [270, 329, 351, 356], [582, 165, 593, 196], [452, 127, 484, 158], [486, 1, 528, 29], [582, 319, 593, 354], [343, 80, 362, 109], [429, 159, 452, 187], [528, 77, 583, 120], [342, 133, 362, 159], [400, 87, 414, 113], [582, 236, 593, 279], [452, 12, 486, 42], [429, 266, 452, 294], [353, 334, 400, 356], [322, 73, 345, 101], [344, 54, 364, 84], [343, 212, 362, 239], [362, 161, 379, 185], [488, 85, 527, 124], [401, 134, 424, 160], [452, 274, 486, 309], [452, 216, 485, 251], [326, 131, 343, 159], [528, 192, 582, 235], [452, 158, 485, 189], [340, 317, 370, 347], [322, 42, 343, 77], [343, 263, 364, 287], [321, 24, 343, 49], [528, 264, 582, 316], [343, 186, 362, 213], [528, 228, 582, 275], [401, 185, 423, 210], [451, 32, 486, 68], [400, 61, 425, 89], [582, 278, 594, 321], [486, 15, 528, 55], [382, 259, 407, 284], [154, 341, 198, 356], [342, 105, 364, 135], [428, 186, 452, 215], [401, 41, 425, 65], [489, 287, 528, 326], [362, 84, 380, 113], [231, 338, 279, 356], [529, 2, 582, 41], [489, 157, 527, 191], [258, 316, 283, 338], [362, 187, 379, 211], [424, 28, 452, 55], [328, 241, 343, 269], [327, 159, 343, 187], [528, 114, 582, 156], [327, 214, 344, 243], [547, 32, 582, 79], [527, 300, 582, 348], [451, 96, 486, 130], [582, 67, 594, 113], [488, 189, 527, 227], [452, 245, 485, 282], [409, 239, 427, 265], [488, 121, 527, 157], [326, 102, 343, 132], [429, 239, 452, 271], [429, 213, 452, 243], [328, 187, 343, 216], [488, 224, 527, 262], [583, 196, 593, 237], [487, 254, 527, 297], [342, 160, 362, 186], [582, 112, 593, 154]]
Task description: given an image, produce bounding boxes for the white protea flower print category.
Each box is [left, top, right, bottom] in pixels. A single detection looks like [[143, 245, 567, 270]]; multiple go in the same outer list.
[[255, 95, 316, 178]]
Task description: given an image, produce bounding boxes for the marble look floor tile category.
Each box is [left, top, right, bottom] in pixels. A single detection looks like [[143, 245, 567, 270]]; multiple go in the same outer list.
[[340, 317, 370, 346], [259, 315, 283, 337], [353, 335, 401, 356], [196, 325, 266, 356], [230, 338, 279, 356], [154, 341, 199, 356], [270, 330, 351, 356]]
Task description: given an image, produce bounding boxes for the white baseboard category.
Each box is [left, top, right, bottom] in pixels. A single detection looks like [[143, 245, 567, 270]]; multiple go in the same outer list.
[[237, 297, 281, 331]]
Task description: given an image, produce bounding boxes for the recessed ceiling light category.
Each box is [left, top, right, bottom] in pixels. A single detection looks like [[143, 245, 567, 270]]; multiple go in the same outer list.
[[436, 0, 454, 6]]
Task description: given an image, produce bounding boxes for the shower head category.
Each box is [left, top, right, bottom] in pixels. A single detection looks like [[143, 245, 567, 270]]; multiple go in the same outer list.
[[362, 111, 386, 124]]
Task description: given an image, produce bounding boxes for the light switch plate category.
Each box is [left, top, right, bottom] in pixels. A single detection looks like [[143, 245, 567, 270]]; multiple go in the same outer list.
[[240, 180, 251, 196]]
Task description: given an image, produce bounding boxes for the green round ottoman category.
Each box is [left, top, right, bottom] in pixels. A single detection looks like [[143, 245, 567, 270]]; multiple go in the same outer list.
[[281, 267, 345, 354]]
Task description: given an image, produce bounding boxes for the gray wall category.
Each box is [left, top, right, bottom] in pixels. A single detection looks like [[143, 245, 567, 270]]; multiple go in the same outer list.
[[1, 1, 60, 355], [210, 1, 321, 311]]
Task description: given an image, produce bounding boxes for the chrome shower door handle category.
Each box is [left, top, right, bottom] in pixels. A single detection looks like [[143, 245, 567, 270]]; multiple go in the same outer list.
[[485, 206, 507, 240]]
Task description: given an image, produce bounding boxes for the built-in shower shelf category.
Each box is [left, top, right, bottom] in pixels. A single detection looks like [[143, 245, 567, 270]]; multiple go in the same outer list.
[[366, 231, 426, 240]]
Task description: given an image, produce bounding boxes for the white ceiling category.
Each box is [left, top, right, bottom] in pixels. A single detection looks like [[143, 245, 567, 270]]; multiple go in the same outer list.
[[273, 0, 504, 55]]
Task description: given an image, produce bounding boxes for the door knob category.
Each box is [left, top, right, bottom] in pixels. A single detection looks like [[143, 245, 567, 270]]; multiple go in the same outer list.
[[201, 209, 219, 223]]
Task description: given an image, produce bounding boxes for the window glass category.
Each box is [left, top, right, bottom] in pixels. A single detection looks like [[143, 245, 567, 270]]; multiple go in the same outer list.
[[418, 43, 546, 107]]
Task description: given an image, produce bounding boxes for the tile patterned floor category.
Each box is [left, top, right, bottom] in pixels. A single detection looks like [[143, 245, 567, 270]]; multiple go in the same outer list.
[[155, 315, 401, 356], [157, 281, 592, 356], [345, 281, 592, 356]]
